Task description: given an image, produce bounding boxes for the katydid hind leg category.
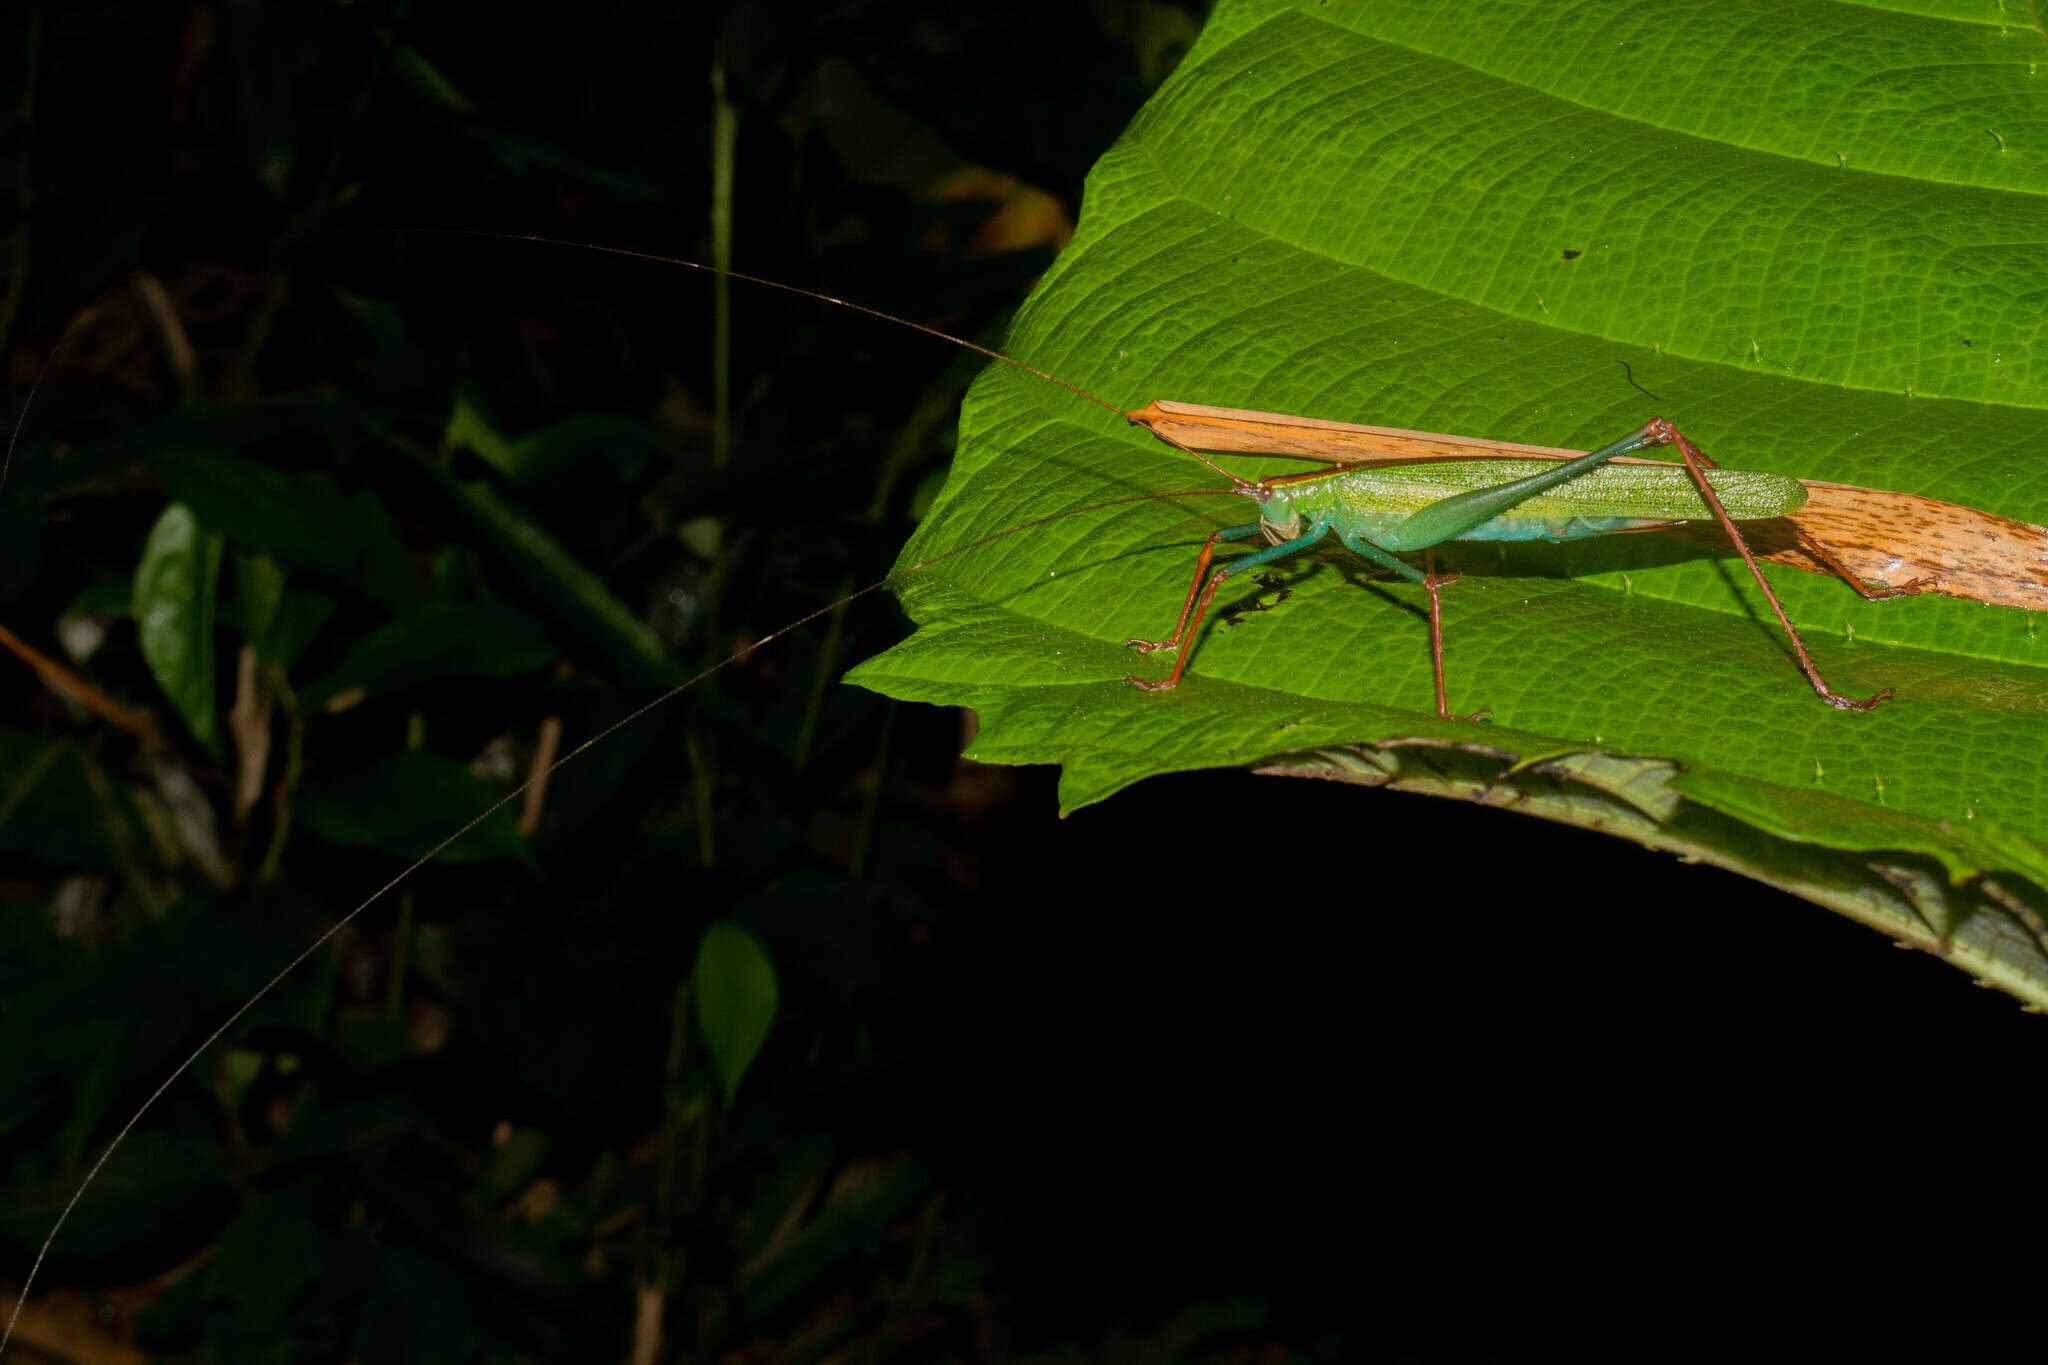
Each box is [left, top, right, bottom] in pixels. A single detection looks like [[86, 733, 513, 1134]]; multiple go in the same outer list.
[[1644, 418, 1892, 711], [1793, 527, 1935, 603]]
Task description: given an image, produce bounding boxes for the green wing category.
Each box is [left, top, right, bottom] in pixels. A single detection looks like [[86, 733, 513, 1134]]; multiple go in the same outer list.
[[1336, 460, 1807, 524]]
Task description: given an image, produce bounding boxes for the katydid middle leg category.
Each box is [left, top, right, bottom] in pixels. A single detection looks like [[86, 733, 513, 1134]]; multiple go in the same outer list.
[[1341, 422, 1696, 717], [1329, 527, 1479, 719], [1127, 521, 1267, 659]]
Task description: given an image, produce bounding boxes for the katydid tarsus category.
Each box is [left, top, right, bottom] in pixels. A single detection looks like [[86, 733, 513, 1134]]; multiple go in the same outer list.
[[1, 236, 1907, 1353]]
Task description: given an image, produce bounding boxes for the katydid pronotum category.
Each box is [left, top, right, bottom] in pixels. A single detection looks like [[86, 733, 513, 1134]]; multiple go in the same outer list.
[[0, 238, 1915, 1354]]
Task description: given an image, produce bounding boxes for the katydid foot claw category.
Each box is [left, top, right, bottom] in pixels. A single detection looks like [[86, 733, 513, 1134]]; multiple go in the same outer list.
[[1822, 685, 1895, 712], [1125, 637, 1179, 654], [1855, 577, 1934, 602], [1127, 674, 1178, 691]]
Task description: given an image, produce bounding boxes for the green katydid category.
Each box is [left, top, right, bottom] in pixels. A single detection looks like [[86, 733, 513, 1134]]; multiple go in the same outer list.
[[0, 241, 1920, 1356], [1115, 415, 1900, 715], [482, 238, 1911, 720]]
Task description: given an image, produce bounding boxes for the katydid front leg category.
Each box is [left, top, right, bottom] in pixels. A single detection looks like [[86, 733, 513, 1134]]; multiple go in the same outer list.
[[1126, 520, 1330, 689], [1126, 516, 1480, 716], [1126, 521, 1270, 662]]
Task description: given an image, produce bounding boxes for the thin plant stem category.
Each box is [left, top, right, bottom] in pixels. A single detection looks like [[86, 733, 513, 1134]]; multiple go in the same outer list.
[[649, 976, 693, 1334], [710, 59, 738, 469], [685, 731, 716, 867], [230, 0, 413, 397], [255, 674, 303, 883], [656, 980, 689, 1226]]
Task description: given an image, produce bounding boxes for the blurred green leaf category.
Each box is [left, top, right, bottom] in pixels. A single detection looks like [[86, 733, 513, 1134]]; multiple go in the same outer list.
[[401, 451, 676, 685], [0, 472, 45, 608], [0, 734, 124, 869], [734, 871, 894, 1004], [506, 413, 663, 488], [221, 0, 323, 196], [201, 1200, 329, 1335], [297, 752, 532, 865], [694, 921, 778, 1107], [444, 397, 517, 479], [739, 1156, 931, 1317], [79, 399, 366, 463], [814, 56, 966, 191], [235, 552, 289, 646], [264, 585, 339, 673], [64, 578, 133, 618], [471, 1126, 552, 1209], [133, 502, 223, 753], [445, 408, 669, 552], [0, 1129, 229, 1259], [303, 601, 559, 707], [338, 290, 437, 405], [352, 1246, 480, 1365], [153, 451, 414, 613], [232, 551, 337, 673], [3, 430, 178, 609], [393, 45, 474, 114], [0, 889, 329, 1170], [256, 1095, 434, 1175]]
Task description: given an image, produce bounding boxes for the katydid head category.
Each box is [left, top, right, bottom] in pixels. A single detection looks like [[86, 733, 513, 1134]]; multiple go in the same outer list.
[[1247, 476, 1306, 542]]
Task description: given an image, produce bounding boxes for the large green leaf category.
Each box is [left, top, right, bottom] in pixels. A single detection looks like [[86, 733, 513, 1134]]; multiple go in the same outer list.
[[134, 503, 225, 754], [693, 921, 779, 1109], [849, 1, 2048, 997]]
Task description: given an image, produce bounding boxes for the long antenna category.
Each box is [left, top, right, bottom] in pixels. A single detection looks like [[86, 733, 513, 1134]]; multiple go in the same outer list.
[[0, 284, 120, 499], [0, 230, 1269, 1351], [0, 471, 1239, 1356], [439, 231, 1258, 491]]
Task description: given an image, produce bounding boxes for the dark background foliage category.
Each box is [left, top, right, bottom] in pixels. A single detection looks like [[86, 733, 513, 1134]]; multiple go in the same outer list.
[[1, 2, 2040, 1361]]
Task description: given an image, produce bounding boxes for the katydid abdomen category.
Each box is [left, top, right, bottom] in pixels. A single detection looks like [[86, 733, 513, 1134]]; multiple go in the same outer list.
[[1271, 460, 1809, 545]]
